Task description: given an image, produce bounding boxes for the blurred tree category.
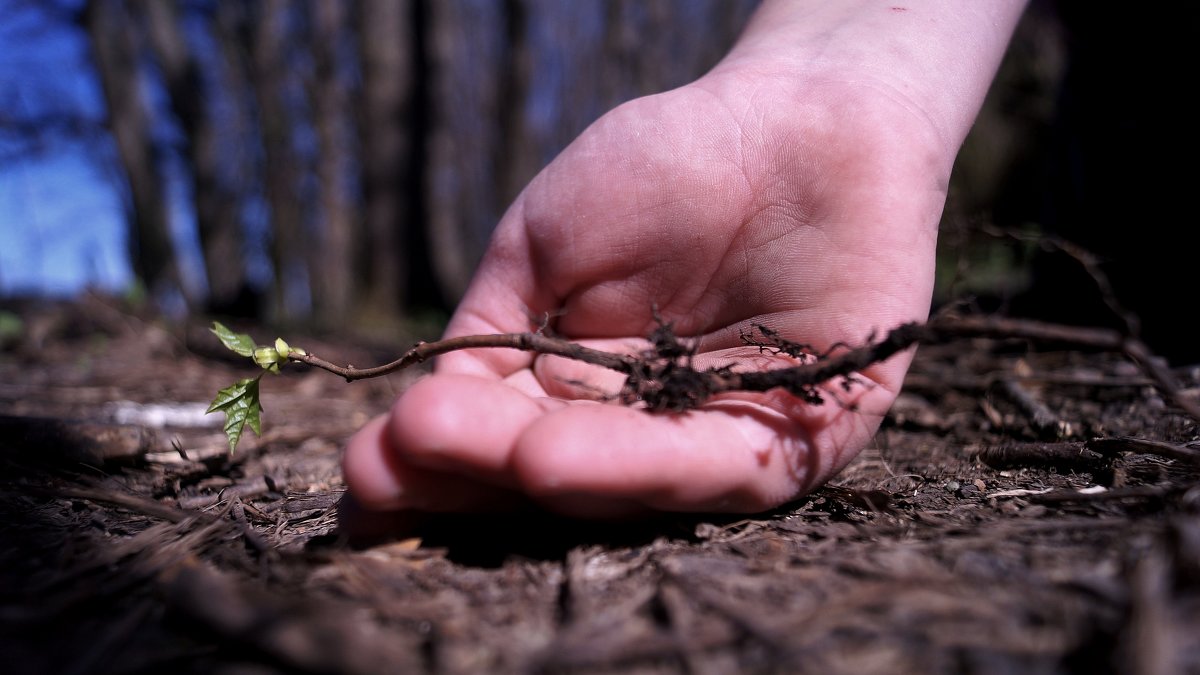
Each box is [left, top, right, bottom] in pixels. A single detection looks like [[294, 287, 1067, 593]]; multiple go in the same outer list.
[[495, 0, 534, 210], [246, 0, 309, 321], [425, 0, 501, 306], [83, 0, 179, 301], [137, 0, 248, 315], [9, 0, 761, 328], [356, 0, 429, 318], [11, 0, 1188, 360], [304, 0, 356, 326]]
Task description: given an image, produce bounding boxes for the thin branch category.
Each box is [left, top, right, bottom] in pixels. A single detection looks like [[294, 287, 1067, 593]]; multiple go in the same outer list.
[[287, 315, 1200, 422], [977, 441, 1108, 472], [1087, 437, 1200, 467], [992, 378, 1068, 439], [981, 224, 1140, 336], [289, 333, 639, 381], [929, 316, 1200, 421]]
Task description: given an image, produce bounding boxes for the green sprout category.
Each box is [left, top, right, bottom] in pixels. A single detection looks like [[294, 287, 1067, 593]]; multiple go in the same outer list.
[[207, 322, 304, 453]]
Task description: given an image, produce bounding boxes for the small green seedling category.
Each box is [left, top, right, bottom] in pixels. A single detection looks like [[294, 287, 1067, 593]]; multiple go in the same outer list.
[[205, 315, 1170, 457], [207, 322, 305, 453]]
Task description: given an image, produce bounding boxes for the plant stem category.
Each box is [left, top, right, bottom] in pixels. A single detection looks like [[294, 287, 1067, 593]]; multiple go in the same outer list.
[[287, 316, 1200, 421], [289, 333, 639, 381]]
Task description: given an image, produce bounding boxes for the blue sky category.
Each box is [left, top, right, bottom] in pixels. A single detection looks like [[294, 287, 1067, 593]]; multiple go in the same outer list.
[[0, 0, 132, 296], [0, 153, 132, 296]]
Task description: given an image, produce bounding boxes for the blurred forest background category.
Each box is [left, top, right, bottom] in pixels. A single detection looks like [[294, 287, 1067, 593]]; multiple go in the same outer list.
[[0, 1, 1108, 341]]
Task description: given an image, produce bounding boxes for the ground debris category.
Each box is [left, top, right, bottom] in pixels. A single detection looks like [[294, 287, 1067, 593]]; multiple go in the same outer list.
[[1, 299, 1197, 674]]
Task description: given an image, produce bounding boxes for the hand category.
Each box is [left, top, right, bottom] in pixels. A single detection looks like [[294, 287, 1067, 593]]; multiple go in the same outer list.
[[341, 1, 1026, 526]]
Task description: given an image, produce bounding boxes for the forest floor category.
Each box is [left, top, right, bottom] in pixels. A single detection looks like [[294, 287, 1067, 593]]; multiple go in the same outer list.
[[1, 293, 1198, 675]]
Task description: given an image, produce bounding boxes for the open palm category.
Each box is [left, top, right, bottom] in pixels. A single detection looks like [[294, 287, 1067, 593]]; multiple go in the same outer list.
[[343, 64, 952, 521]]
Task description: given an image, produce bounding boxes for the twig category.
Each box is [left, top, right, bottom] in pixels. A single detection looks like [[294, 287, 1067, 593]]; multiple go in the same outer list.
[[918, 316, 1200, 421], [178, 474, 287, 510], [977, 441, 1108, 472], [288, 315, 1200, 422], [981, 225, 1142, 335], [903, 371, 1155, 395], [1087, 437, 1200, 467], [290, 333, 637, 381], [991, 379, 1067, 439]]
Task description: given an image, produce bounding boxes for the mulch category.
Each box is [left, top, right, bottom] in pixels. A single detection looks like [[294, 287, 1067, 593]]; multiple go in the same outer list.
[[1, 294, 1197, 675]]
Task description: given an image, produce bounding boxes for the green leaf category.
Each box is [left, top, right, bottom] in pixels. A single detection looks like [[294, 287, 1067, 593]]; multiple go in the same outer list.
[[207, 376, 263, 453], [207, 376, 254, 413], [210, 321, 257, 358], [274, 337, 290, 359]]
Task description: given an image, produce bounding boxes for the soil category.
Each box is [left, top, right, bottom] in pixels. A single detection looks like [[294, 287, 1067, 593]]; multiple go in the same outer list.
[[1, 294, 1198, 675]]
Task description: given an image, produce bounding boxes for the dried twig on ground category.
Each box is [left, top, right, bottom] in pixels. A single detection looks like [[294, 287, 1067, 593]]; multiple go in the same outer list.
[[978, 441, 1109, 473]]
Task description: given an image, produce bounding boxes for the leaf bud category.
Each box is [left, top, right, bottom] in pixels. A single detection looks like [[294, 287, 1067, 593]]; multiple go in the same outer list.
[[254, 347, 281, 368]]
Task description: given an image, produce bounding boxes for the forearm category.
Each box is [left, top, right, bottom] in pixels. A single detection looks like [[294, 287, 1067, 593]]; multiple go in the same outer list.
[[718, 0, 1029, 154]]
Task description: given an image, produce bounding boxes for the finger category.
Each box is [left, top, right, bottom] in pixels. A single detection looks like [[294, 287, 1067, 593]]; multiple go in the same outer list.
[[514, 336, 906, 516], [343, 414, 525, 512], [386, 373, 567, 485], [509, 401, 835, 513]]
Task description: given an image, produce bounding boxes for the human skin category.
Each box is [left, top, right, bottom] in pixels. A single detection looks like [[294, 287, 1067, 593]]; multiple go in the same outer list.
[[342, 1, 1029, 524]]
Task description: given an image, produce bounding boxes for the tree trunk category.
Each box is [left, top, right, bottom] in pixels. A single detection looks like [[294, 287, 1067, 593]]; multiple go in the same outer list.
[[136, 0, 246, 314], [425, 0, 508, 305], [248, 0, 308, 321], [82, 0, 179, 300], [306, 0, 357, 327], [356, 0, 423, 315], [496, 0, 537, 211]]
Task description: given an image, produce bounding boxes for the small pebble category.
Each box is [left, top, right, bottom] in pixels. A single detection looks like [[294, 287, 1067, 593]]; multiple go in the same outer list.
[[944, 481, 961, 492]]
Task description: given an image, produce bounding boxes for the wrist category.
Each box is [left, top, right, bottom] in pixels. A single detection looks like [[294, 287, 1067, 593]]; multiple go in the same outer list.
[[714, 0, 1028, 156]]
